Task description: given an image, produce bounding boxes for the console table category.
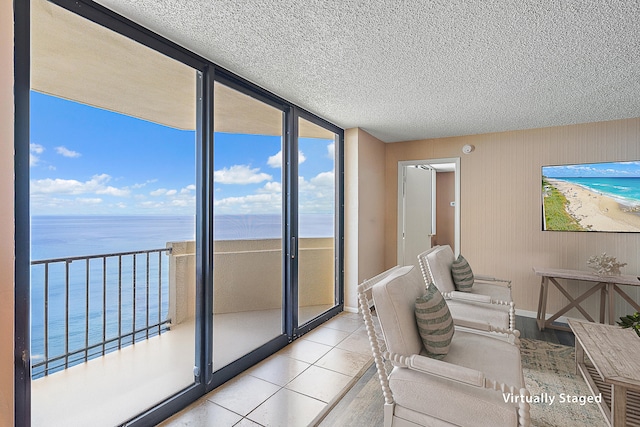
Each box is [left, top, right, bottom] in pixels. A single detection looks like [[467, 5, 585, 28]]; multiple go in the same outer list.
[[534, 267, 640, 331], [568, 319, 640, 426]]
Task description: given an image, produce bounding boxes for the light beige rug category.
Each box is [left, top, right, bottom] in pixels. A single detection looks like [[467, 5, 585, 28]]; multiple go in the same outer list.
[[520, 338, 606, 427]]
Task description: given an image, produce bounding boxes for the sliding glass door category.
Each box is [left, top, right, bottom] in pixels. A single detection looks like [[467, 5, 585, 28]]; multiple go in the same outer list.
[[296, 117, 340, 326], [211, 80, 286, 373], [29, 0, 199, 424], [19, 0, 344, 423]]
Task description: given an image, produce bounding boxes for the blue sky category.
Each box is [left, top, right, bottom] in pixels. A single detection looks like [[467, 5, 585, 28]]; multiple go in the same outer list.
[[543, 161, 640, 178], [30, 92, 335, 215]]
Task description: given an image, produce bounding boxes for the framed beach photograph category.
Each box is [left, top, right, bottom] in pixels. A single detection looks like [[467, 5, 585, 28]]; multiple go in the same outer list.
[[542, 160, 640, 232]]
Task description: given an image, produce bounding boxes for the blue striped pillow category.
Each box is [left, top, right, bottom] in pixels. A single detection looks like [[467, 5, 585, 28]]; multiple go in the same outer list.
[[415, 285, 454, 359], [451, 254, 474, 291]]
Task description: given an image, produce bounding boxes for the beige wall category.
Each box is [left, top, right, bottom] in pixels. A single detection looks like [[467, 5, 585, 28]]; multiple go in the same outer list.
[[1, 0, 15, 424], [344, 128, 386, 311], [385, 118, 640, 319]]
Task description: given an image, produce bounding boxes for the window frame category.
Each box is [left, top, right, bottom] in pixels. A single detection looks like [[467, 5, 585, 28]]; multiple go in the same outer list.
[[14, 1, 345, 424]]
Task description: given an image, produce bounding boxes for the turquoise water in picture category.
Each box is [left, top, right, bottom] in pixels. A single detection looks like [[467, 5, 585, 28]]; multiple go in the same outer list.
[[546, 177, 640, 206]]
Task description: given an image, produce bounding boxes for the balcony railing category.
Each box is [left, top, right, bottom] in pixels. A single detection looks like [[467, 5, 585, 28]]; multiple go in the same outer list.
[[30, 248, 172, 378]]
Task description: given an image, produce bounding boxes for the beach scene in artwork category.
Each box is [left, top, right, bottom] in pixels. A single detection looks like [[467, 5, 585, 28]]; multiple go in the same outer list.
[[542, 161, 640, 232]]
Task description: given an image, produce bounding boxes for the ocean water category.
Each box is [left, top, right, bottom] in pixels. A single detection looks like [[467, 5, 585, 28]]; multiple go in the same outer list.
[[551, 177, 640, 206], [30, 214, 333, 377]]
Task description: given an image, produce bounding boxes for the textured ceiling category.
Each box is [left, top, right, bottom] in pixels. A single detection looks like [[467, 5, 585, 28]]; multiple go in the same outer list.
[[94, 0, 640, 142]]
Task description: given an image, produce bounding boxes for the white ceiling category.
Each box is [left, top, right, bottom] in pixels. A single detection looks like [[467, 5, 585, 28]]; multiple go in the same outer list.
[[94, 0, 640, 143]]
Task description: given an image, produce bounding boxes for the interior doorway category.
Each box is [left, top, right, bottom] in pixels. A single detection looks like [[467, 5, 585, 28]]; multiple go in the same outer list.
[[397, 158, 460, 267]]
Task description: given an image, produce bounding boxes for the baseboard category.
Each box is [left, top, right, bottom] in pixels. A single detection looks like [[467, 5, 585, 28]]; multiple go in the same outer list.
[[516, 308, 570, 325], [343, 305, 358, 314]]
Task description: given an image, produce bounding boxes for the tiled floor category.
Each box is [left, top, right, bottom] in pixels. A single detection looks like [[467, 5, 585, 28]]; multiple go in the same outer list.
[[160, 311, 373, 427]]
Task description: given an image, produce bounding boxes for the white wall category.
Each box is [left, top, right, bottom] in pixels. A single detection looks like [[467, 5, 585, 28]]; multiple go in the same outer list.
[[1, 0, 15, 424]]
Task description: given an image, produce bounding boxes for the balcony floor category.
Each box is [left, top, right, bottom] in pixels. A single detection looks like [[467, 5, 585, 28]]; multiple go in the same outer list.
[[31, 308, 368, 426]]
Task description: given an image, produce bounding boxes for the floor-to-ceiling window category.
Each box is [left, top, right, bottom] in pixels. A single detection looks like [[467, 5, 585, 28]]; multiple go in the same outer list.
[[29, 0, 200, 424], [18, 0, 344, 424]]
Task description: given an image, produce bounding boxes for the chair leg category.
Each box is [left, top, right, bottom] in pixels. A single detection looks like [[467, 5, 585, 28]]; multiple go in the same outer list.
[[384, 402, 395, 427], [518, 388, 531, 427]]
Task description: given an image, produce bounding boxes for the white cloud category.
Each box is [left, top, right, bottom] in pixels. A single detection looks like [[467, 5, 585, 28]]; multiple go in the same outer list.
[[55, 146, 81, 158], [214, 193, 281, 214], [30, 174, 130, 197], [76, 198, 103, 205], [327, 143, 335, 159], [258, 181, 282, 193], [180, 186, 194, 194], [150, 188, 170, 196], [214, 165, 272, 184], [30, 143, 44, 166], [267, 150, 306, 168], [131, 179, 158, 189], [30, 143, 44, 154], [267, 151, 282, 168], [311, 171, 334, 187], [96, 186, 130, 197], [166, 189, 177, 196]]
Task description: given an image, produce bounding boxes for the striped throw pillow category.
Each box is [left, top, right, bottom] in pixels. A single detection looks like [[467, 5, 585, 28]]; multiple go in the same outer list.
[[451, 254, 474, 291], [415, 285, 454, 359]]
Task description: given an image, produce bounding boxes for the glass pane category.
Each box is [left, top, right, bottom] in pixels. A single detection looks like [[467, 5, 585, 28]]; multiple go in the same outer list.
[[212, 82, 284, 370], [297, 118, 337, 325], [30, 0, 197, 424]]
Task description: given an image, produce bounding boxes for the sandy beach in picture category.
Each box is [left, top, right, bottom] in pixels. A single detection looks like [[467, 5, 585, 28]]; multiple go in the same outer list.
[[545, 178, 640, 232]]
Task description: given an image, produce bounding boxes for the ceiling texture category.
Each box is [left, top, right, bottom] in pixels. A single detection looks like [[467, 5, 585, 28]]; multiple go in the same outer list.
[[94, 0, 640, 143]]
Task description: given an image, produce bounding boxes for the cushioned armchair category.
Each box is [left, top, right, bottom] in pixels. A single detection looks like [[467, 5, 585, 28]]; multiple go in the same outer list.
[[418, 245, 515, 330], [358, 266, 530, 427]]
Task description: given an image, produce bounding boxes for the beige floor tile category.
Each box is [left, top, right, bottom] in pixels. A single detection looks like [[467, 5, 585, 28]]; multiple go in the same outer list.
[[336, 330, 373, 355], [322, 315, 363, 333], [285, 365, 353, 403], [247, 388, 326, 427], [234, 418, 263, 427], [160, 399, 242, 427], [314, 347, 372, 376], [301, 326, 350, 346], [206, 374, 280, 416], [276, 338, 332, 364], [245, 354, 310, 386]]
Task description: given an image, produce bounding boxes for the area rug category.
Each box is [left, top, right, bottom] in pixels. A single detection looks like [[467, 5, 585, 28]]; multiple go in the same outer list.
[[320, 338, 607, 427], [520, 338, 606, 427]]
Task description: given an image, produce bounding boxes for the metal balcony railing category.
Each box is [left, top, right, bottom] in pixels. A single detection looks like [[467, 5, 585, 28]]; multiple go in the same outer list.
[[30, 248, 172, 379]]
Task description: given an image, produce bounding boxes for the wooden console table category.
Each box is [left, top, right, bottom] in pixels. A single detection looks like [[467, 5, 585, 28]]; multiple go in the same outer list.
[[534, 267, 640, 331], [568, 319, 640, 426]]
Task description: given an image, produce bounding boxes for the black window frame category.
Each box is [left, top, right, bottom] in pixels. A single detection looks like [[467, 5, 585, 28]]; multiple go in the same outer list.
[[14, 0, 345, 425]]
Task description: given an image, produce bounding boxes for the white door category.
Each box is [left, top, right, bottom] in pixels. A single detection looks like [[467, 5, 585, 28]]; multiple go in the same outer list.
[[400, 166, 436, 266]]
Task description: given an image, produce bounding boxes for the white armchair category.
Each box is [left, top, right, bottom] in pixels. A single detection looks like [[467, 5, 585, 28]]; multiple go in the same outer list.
[[418, 245, 516, 330], [358, 265, 530, 427]]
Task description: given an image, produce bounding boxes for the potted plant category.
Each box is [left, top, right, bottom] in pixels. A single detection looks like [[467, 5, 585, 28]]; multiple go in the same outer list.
[[617, 312, 640, 337]]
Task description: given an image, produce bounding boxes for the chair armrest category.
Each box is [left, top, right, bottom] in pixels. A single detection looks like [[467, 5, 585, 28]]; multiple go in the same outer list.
[[453, 317, 521, 345], [474, 274, 512, 288], [387, 352, 485, 387], [447, 290, 492, 304]]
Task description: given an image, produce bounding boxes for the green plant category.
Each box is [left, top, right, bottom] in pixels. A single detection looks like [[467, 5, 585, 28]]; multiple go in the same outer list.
[[617, 312, 640, 337]]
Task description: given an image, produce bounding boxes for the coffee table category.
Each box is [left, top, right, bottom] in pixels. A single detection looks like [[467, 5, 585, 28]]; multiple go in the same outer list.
[[568, 319, 640, 426]]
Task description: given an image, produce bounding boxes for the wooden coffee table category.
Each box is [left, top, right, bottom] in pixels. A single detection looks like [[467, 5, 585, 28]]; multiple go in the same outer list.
[[568, 319, 640, 426]]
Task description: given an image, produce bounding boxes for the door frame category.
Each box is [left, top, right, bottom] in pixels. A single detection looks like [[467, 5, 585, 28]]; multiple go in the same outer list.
[[397, 158, 461, 265]]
